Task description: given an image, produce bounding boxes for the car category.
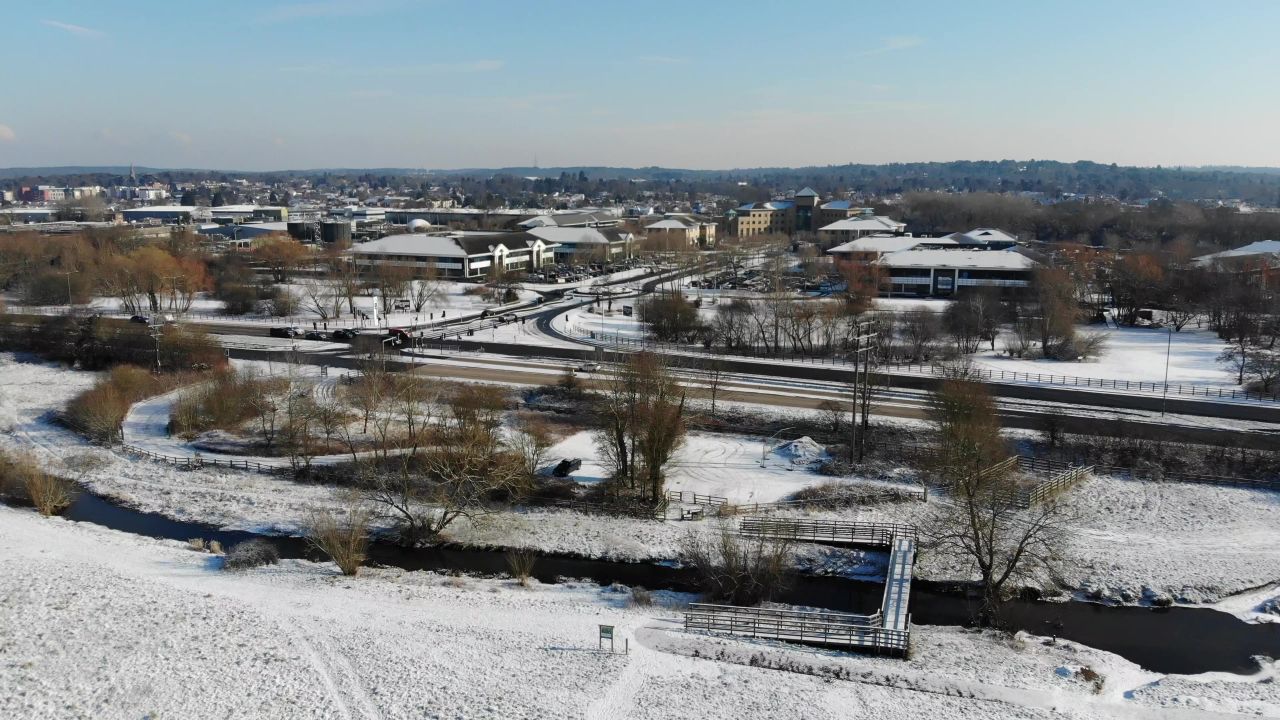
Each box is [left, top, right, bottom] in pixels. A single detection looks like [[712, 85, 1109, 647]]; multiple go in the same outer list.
[[269, 327, 299, 338], [499, 312, 518, 322], [129, 315, 150, 324], [384, 328, 412, 344], [332, 328, 354, 340], [576, 362, 600, 373], [304, 331, 326, 341]]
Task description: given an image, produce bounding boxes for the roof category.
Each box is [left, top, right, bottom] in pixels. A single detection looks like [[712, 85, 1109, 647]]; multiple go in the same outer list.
[[877, 248, 1038, 271], [818, 215, 906, 233], [795, 187, 820, 198], [942, 228, 1019, 246], [122, 205, 198, 213], [829, 235, 956, 255], [527, 226, 630, 247], [1193, 240, 1280, 266], [645, 218, 694, 230], [352, 231, 552, 258], [736, 200, 795, 212], [820, 200, 853, 210]]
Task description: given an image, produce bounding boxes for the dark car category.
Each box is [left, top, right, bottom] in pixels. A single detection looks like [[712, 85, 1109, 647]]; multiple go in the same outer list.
[[332, 328, 353, 340], [552, 458, 582, 478], [304, 331, 326, 341], [384, 328, 412, 345], [269, 327, 299, 338], [129, 315, 150, 324]]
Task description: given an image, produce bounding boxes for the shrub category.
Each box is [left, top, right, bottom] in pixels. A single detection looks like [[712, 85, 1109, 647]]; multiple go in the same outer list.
[[268, 286, 298, 317], [224, 538, 281, 570], [680, 525, 792, 605], [170, 369, 285, 436], [187, 538, 208, 552], [506, 548, 537, 586], [629, 586, 654, 607], [305, 505, 371, 576], [24, 469, 75, 516], [66, 365, 187, 443], [0, 451, 75, 515]]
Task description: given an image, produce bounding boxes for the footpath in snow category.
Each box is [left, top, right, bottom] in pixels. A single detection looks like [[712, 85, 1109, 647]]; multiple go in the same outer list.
[[3, 505, 1278, 719]]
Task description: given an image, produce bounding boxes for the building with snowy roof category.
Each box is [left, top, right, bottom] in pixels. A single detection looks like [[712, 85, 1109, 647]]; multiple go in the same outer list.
[[525, 226, 633, 263], [350, 231, 557, 279], [1192, 240, 1280, 269], [876, 247, 1039, 298], [727, 187, 902, 240]]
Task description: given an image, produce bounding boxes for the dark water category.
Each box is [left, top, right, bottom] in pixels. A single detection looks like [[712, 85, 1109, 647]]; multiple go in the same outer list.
[[61, 493, 1280, 675]]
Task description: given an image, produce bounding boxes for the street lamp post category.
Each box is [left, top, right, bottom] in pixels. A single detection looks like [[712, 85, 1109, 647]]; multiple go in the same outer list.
[[59, 269, 79, 306], [1161, 319, 1172, 417], [762, 426, 795, 463]]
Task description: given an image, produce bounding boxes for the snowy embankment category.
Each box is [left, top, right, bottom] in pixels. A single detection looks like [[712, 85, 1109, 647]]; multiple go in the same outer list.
[[3, 505, 1276, 719], [971, 324, 1236, 388], [2, 353, 1279, 611]]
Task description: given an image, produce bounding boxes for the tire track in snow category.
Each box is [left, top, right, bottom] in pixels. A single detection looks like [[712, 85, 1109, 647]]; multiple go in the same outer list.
[[273, 615, 382, 720]]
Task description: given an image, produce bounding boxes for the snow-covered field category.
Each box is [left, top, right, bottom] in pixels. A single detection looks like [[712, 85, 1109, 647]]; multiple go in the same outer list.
[[973, 324, 1236, 388], [545, 430, 832, 504], [4, 505, 1276, 719], [3, 353, 1279, 611]]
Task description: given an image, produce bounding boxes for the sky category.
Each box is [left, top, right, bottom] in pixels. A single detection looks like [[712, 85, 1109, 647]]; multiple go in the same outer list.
[[0, 0, 1277, 171]]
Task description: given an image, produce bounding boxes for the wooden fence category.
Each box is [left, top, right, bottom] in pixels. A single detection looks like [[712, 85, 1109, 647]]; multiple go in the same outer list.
[[684, 603, 909, 656]]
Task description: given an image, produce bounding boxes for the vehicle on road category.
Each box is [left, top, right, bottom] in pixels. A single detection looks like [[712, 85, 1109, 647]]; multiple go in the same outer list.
[[499, 312, 518, 322], [269, 327, 301, 338], [576, 362, 600, 373], [304, 331, 326, 341], [129, 315, 149, 324]]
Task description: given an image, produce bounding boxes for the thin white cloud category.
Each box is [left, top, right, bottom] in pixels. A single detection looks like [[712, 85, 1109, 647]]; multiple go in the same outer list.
[[42, 19, 104, 37], [0, 124, 15, 142], [855, 35, 924, 57]]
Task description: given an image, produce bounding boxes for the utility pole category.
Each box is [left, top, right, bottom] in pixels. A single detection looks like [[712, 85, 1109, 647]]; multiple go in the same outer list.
[[149, 321, 164, 372], [58, 268, 79, 306], [849, 319, 878, 463]]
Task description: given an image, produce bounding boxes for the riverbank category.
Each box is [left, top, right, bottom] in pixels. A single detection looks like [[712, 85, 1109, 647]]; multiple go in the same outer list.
[[3, 352, 1279, 612], [3, 505, 1276, 719]]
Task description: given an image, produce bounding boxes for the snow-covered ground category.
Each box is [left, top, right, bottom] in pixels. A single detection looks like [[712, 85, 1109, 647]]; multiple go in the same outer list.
[[2, 353, 1279, 611], [544, 430, 832, 504], [973, 324, 1236, 388], [3, 506, 1277, 719]]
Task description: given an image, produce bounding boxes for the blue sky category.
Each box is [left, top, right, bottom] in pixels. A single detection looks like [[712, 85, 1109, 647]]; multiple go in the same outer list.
[[1, 0, 1277, 170]]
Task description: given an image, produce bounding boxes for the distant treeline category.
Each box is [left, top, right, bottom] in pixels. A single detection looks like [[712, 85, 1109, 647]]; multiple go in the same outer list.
[[7, 159, 1280, 205], [895, 193, 1280, 250]]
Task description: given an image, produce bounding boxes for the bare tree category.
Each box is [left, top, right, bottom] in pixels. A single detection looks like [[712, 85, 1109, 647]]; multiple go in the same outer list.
[[925, 378, 1068, 624], [510, 412, 555, 478], [594, 352, 687, 503]]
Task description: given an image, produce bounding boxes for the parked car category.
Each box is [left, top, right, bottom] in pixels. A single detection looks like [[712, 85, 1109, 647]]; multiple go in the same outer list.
[[552, 458, 583, 478], [129, 315, 150, 324], [576, 362, 600, 373], [332, 328, 354, 340], [269, 327, 300, 338], [304, 331, 326, 341], [499, 312, 518, 322]]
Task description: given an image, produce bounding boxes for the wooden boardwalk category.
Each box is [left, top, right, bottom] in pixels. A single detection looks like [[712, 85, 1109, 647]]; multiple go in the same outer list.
[[684, 603, 909, 656], [685, 524, 918, 658], [738, 516, 916, 548], [881, 535, 915, 633]]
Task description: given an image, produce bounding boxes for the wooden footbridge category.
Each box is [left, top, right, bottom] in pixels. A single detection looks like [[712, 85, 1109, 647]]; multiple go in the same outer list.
[[737, 516, 916, 548], [685, 524, 917, 657]]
